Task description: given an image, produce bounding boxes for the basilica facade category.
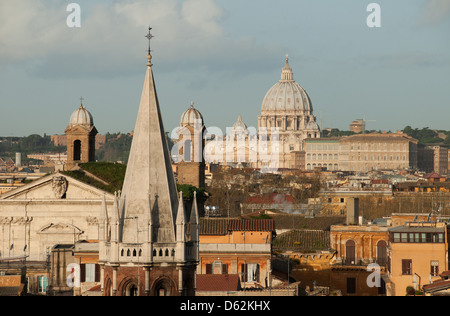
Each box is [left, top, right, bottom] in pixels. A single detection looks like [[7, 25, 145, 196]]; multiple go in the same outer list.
[[203, 57, 321, 170]]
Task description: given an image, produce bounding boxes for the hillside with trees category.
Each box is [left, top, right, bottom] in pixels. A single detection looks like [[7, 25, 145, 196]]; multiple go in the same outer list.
[[0, 134, 64, 163]]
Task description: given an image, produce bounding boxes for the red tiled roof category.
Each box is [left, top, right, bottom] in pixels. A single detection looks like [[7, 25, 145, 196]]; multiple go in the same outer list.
[[228, 219, 275, 232], [425, 172, 445, 179], [423, 279, 450, 293], [199, 218, 275, 235], [196, 274, 241, 292]]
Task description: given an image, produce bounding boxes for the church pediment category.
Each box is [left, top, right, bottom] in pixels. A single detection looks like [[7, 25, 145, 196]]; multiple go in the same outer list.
[[0, 172, 115, 201], [64, 124, 97, 135], [38, 222, 84, 235]]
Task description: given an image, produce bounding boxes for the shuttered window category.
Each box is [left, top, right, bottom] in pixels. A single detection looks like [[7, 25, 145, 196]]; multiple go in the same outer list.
[[431, 261, 439, 276], [345, 240, 356, 265], [402, 259, 412, 275]]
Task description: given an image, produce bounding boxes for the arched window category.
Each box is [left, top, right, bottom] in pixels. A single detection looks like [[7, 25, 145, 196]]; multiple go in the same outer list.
[[153, 278, 173, 296], [124, 282, 138, 296], [104, 278, 112, 296], [345, 240, 356, 265], [73, 140, 81, 161]]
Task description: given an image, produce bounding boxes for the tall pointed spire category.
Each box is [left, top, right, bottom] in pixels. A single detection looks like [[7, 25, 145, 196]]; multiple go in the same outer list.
[[119, 28, 179, 244]]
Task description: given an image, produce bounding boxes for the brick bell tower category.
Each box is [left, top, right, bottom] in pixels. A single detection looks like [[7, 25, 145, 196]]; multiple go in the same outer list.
[[98, 28, 199, 296], [65, 99, 97, 170], [176, 101, 206, 189]]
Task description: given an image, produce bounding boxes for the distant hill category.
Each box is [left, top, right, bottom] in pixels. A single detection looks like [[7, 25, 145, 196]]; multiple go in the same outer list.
[[0, 134, 64, 163], [0, 131, 175, 165]]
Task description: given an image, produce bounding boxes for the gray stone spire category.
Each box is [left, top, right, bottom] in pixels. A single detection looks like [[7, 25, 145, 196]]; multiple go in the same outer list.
[[118, 42, 179, 245]]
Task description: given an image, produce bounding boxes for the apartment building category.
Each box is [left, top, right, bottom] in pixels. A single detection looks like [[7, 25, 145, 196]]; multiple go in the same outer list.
[[387, 220, 448, 296], [198, 218, 275, 289]]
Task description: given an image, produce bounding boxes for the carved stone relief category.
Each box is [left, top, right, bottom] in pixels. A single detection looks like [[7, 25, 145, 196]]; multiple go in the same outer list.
[[51, 176, 68, 199]]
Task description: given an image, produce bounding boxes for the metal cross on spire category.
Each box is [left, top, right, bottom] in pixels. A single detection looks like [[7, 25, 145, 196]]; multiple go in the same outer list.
[[145, 27, 154, 55], [80, 96, 84, 107]]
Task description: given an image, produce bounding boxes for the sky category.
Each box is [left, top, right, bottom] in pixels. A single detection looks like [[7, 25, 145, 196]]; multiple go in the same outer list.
[[0, 0, 449, 137]]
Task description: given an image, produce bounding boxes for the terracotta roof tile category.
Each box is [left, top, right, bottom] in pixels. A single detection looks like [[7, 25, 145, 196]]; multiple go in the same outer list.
[[423, 279, 450, 293], [196, 274, 241, 292], [199, 218, 275, 235], [273, 215, 345, 231]]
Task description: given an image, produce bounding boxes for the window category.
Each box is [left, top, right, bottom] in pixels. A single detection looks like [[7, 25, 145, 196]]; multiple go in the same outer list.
[[414, 233, 420, 243], [80, 264, 100, 283], [345, 240, 356, 265], [377, 240, 387, 266], [431, 261, 439, 276], [393, 232, 444, 243], [213, 261, 223, 274], [85, 264, 96, 282], [421, 233, 426, 243], [38, 276, 48, 293], [401, 233, 408, 242], [73, 140, 81, 161], [242, 263, 259, 283], [347, 278, 356, 294], [402, 259, 412, 275], [126, 284, 138, 296]]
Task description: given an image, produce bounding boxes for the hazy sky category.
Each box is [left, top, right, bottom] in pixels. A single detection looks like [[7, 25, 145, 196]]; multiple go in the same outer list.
[[0, 0, 449, 137]]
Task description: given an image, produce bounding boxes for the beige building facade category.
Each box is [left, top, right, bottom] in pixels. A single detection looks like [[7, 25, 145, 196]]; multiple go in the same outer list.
[[388, 221, 448, 296], [304, 138, 340, 171], [338, 132, 418, 172]]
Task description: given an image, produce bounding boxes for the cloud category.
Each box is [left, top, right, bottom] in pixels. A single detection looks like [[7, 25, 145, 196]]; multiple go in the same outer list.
[[418, 0, 450, 26], [0, 0, 282, 79]]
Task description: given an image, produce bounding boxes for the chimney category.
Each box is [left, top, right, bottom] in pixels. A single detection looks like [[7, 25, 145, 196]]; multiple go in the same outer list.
[[346, 198, 359, 225]]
